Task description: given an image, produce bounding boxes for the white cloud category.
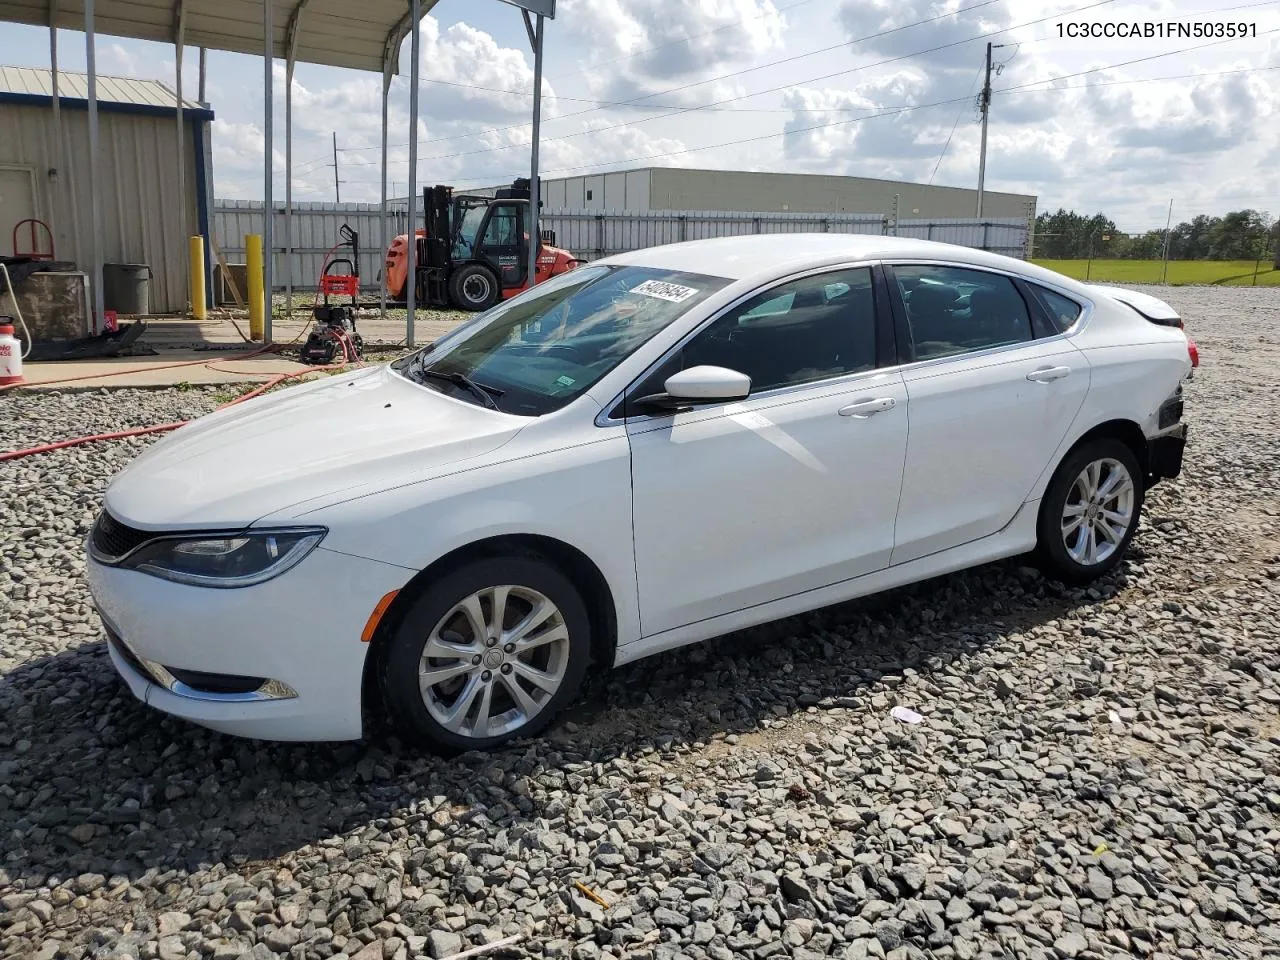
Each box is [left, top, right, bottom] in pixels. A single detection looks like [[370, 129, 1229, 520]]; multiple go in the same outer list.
[[187, 0, 1280, 225]]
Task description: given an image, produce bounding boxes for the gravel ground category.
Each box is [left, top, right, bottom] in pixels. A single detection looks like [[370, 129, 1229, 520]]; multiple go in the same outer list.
[[2, 285, 1279, 960]]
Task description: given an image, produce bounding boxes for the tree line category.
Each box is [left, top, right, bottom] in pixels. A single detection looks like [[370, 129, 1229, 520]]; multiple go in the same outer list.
[[1033, 208, 1279, 263]]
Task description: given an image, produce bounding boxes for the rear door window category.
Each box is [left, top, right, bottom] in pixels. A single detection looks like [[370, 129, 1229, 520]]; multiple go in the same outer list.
[[891, 264, 1034, 361]]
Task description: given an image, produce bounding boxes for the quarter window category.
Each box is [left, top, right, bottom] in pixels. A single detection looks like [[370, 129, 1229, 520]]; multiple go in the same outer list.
[[637, 267, 878, 401], [1030, 285, 1083, 333], [893, 264, 1034, 361]]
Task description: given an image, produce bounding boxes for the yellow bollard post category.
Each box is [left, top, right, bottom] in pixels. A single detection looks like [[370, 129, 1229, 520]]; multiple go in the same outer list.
[[188, 236, 207, 321], [246, 233, 264, 340]]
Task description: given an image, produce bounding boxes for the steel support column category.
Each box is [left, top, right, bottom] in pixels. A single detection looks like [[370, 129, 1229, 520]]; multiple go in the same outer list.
[[48, 2, 61, 247], [85, 0, 104, 333], [174, 0, 189, 309], [285, 1, 311, 321], [406, 0, 420, 347], [379, 62, 391, 320], [198, 46, 207, 102], [263, 0, 274, 341], [523, 10, 544, 288]]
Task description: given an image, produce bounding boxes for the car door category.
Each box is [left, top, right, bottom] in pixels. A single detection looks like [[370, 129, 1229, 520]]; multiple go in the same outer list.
[[624, 265, 909, 636], [885, 262, 1090, 565], [476, 202, 527, 289]]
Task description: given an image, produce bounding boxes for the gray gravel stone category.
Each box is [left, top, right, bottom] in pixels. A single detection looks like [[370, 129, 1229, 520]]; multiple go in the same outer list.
[[2, 287, 1279, 960]]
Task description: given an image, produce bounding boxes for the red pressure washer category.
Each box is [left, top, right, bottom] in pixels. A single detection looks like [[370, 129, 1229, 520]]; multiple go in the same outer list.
[[300, 224, 365, 365]]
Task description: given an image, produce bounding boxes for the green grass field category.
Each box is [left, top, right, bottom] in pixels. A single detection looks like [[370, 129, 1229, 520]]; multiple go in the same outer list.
[[1031, 259, 1280, 287]]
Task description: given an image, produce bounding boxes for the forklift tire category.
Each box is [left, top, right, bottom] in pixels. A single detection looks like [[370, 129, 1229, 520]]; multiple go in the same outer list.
[[449, 264, 500, 312]]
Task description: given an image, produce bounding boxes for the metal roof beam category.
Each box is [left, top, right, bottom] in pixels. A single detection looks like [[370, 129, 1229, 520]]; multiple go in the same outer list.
[[383, 0, 441, 77], [286, 0, 310, 71]]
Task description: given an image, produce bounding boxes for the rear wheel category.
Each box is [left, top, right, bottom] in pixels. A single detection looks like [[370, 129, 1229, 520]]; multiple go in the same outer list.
[[449, 264, 499, 311], [380, 556, 591, 753], [1036, 438, 1144, 583]]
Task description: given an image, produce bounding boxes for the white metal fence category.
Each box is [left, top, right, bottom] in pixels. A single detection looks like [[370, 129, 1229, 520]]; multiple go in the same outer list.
[[212, 200, 1030, 290], [213, 200, 403, 292]]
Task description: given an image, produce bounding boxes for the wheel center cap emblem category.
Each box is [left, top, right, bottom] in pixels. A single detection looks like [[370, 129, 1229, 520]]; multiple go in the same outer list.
[[484, 649, 504, 669]]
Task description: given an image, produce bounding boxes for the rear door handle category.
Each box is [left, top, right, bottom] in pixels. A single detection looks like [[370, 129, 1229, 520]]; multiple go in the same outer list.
[[1026, 365, 1071, 383], [838, 397, 897, 417]]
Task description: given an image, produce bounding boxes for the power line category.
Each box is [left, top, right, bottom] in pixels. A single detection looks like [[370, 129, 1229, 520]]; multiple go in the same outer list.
[[331, 60, 1280, 137], [929, 64, 985, 186], [346, 0, 1117, 166], [544, 0, 822, 83], [337, 50, 1278, 188], [344, 26, 1278, 172], [336, 0, 1275, 156], [337, 0, 1019, 153]]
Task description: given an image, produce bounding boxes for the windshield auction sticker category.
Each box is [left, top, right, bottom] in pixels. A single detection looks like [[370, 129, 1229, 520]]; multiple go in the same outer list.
[[630, 279, 700, 303]]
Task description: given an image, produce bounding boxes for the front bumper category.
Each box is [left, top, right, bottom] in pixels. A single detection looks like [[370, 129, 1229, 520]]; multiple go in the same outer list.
[[88, 546, 410, 741]]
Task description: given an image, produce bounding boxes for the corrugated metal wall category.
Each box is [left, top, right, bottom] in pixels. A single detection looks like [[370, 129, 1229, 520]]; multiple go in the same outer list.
[[213, 202, 1030, 287], [1, 102, 201, 314], [544, 209, 890, 260], [646, 168, 1037, 219], [213, 199, 405, 290]]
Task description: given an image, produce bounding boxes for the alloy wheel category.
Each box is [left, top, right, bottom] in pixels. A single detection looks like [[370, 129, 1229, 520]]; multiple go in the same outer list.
[[419, 585, 570, 739], [1061, 457, 1135, 566]]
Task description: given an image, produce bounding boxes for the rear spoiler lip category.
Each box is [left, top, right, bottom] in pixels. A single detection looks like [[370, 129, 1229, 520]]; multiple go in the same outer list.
[[1086, 283, 1182, 325]]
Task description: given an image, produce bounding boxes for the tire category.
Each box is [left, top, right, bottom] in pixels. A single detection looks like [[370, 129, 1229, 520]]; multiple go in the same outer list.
[[379, 556, 591, 753], [448, 264, 499, 311], [1036, 438, 1145, 584]]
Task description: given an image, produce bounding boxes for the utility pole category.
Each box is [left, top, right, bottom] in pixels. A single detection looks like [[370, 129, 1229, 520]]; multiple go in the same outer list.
[[1160, 198, 1173, 283], [976, 41, 993, 218], [332, 132, 341, 203]]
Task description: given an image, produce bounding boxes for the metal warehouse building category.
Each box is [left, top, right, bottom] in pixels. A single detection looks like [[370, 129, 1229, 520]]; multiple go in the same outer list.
[[535, 166, 1036, 220], [0, 66, 213, 315]]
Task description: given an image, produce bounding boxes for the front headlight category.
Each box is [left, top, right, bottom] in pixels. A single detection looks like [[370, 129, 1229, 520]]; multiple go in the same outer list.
[[120, 528, 326, 588]]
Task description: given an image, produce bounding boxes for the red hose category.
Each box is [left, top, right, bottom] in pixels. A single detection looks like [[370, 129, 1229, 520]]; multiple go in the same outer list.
[[0, 365, 338, 463]]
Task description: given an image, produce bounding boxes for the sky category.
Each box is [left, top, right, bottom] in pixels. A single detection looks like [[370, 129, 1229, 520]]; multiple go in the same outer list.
[[2, 0, 1278, 233]]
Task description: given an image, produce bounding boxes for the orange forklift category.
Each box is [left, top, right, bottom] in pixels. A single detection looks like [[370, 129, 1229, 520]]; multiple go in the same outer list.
[[384, 178, 582, 312]]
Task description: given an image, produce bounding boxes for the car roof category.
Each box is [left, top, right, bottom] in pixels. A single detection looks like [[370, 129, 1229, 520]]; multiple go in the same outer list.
[[598, 233, 1095, 298]]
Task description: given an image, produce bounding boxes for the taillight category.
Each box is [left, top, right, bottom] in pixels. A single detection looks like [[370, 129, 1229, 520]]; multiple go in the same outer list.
[[1187, 338, 1199, 368]]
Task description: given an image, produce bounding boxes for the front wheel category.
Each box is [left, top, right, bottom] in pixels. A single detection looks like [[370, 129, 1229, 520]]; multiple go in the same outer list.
[[1036, 438, 1144, 584], [379, 556, 591, 753], [449, 264, 499, 311]]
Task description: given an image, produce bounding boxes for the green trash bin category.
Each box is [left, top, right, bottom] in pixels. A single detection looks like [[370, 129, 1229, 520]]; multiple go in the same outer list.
[[103, 263, 153, 315]]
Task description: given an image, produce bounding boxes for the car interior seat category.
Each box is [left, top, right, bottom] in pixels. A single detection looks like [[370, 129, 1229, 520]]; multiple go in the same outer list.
[[904, 283, 960, 357]]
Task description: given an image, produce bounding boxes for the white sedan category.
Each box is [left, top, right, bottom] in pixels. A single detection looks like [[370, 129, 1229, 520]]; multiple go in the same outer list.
[[86, 235, 1193, 751]]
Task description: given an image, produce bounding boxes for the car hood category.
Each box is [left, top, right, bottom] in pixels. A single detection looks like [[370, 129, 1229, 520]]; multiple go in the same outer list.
[[105, 365, 526, 528]]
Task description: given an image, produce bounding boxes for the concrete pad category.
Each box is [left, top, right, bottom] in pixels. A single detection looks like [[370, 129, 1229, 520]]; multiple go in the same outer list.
[[18, 351, 323, 391], [138, 308, 467, 350], [13, 306, 467, 392]]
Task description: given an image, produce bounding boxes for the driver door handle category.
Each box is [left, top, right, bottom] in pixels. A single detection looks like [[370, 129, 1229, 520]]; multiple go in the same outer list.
[[839, 397, 897, 418], [1026, 365, 1071, 383]]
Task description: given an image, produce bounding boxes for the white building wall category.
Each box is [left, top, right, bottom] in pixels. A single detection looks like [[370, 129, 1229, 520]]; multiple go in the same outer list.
[[0, 101, 202, 313], [527, 167, 1034, 221]]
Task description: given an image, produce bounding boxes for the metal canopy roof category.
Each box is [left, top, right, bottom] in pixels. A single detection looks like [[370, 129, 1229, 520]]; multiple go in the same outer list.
[[0, 0, 442, 74]]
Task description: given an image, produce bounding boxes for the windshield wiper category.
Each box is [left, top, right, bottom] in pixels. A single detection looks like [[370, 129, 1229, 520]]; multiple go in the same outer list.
[[415, 367, 504, 410]]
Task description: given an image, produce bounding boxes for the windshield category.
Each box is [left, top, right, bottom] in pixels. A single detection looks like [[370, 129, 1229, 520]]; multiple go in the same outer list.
[[453, 201, 488, 257], [392, 264, 731, 416]]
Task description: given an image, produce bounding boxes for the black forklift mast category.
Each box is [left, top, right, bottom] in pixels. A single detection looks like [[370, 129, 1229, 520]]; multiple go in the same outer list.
[[416, 184, 454, 306]]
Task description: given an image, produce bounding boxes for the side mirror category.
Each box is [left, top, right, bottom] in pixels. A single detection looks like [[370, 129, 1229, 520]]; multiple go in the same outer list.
[[635, 365, 752, 411]]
